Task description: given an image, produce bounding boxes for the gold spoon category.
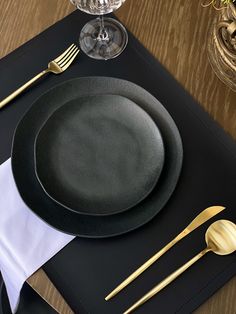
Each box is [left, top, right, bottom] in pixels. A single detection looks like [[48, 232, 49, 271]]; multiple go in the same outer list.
[[105, 206, 225, 301], [124, 220, 236, 314]]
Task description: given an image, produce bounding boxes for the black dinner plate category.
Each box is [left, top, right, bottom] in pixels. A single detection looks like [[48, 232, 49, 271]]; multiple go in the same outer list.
[[34, 94, 165, 216], [11, 77, 183, 238]]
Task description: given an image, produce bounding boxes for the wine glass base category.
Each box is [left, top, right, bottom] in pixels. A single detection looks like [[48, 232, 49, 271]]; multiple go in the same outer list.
[[79, 17, 128, 60]]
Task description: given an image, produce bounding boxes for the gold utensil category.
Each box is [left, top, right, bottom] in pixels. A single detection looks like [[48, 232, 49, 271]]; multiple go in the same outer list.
[[27, 268, 74, 314], [105, 205, 225, 301], [0, 44, 80, 109], [124, 219, 236, 314]]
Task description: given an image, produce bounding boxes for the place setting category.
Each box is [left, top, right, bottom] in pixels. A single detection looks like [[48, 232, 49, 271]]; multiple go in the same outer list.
[[0, 1, 236, 314]]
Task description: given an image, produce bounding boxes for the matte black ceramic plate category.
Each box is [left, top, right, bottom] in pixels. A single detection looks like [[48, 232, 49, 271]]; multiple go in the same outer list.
[[12, 77, 183, 238], [35, 95, 165, 216]]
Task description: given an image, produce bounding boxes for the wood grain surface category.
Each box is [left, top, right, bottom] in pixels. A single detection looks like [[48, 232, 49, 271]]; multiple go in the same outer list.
[[0, 0, 235, 313], [27, 269, 74, 314]]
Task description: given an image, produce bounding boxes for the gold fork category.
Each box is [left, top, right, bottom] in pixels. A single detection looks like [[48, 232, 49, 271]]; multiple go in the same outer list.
[[0, 44, 80, 109]]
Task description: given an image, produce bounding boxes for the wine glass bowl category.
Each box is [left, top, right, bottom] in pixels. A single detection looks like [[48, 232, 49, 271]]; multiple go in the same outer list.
[[70, 0, 126, 15], [70, 0, 128, 60]]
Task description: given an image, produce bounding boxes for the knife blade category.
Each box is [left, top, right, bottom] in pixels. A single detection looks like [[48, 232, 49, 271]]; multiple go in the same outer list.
[[105, 205, 226, 301]]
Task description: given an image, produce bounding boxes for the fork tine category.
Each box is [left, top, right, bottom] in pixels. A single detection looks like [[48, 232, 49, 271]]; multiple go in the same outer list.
[[57, 45, 78, 66], [61, 50, 80, 70], [54, 44, 76, 63], [58, 45, 79, 67]]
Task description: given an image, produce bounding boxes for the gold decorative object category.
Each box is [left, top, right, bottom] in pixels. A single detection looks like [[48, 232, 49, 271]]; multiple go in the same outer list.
[[0, 44, 79, 109], [124, 220, 236, 314], [208, 3, 236, 91], [202, 0, 227, 10], [105, 205, 225, 301]]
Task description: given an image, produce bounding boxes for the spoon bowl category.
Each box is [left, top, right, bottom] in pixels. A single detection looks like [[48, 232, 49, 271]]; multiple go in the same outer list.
[[124, 219, 236, 314], [206, 219, 236, 255]]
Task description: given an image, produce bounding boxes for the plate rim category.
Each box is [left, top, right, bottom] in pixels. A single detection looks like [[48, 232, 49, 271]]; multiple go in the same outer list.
[[11, 76, 183, 238]]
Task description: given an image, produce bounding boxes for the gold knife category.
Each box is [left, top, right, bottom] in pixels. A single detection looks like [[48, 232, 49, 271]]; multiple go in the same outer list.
[[105, 205, 225, 301], [27, 268, 74, 314]]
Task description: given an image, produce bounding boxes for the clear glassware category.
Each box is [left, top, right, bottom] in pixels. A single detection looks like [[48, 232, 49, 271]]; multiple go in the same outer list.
[[70, 0, 128, 60]]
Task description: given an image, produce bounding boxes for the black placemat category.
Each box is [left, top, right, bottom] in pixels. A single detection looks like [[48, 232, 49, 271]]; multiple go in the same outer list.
[[0, 10, 235, 314]]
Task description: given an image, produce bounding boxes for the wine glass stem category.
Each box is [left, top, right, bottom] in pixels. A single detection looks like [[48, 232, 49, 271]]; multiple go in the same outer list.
[[97, 15, 109, 41]]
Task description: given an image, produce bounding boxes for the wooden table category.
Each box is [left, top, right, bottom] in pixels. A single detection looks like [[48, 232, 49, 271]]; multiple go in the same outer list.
[[0, 0, 235, 313]]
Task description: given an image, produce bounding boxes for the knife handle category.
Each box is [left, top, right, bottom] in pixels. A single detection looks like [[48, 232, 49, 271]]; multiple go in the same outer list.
[[105, 230, 188, 301], [27, 268, 74, 314]]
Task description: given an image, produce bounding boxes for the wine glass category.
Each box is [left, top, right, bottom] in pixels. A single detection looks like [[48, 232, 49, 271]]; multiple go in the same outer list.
[[70, 0, 128, 60]]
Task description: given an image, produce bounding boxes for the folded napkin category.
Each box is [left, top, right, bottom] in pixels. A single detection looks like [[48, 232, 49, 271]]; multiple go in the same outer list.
[[0, 159, 75, 313]]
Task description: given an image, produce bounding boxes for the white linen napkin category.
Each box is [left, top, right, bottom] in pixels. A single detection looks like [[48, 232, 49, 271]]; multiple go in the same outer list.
[[0, 159, 75, 313]]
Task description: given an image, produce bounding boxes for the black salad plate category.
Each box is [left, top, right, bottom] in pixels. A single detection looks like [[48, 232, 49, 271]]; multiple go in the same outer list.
[[34, 94, 165, 216], [11, 77, 183, 238]]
